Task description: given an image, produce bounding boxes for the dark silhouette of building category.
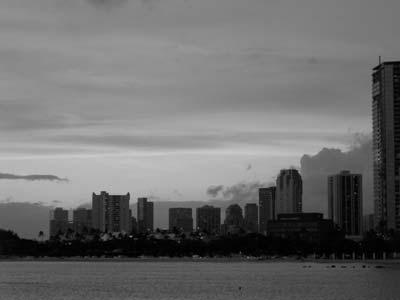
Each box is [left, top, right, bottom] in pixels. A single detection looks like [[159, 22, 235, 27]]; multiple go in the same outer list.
[[92, 191, 131, 233], [169, 208, 193, 232], [137, 198, 154, 233], [372, 61, 400, 232], [244, 203, 258, 233], [267, 213, 335, 242], [72, 208, 92, 234], [259, 187, 276, 234], [328, 171, 363, 236], [224, 204, 244, 234], [196, 205, 221, 234], [363, 213, 375, 234], [276, 169, 302, 216], [49, 207, 69, 237], [131, 216, 138, 234]]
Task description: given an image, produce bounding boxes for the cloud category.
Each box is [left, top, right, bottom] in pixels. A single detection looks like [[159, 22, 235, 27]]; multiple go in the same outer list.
[[207, 181, 274, 204], [0, 173, 69, 182], [206, 185, 224, 198], [86, 0, 128, 9], [300, 133, 373, 216]]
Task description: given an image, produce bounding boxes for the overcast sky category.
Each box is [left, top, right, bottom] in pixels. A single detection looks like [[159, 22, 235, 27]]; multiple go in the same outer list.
[[1, 0, 399, 207]]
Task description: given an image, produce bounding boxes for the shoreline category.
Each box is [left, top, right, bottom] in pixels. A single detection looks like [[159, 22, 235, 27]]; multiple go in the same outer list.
[[1, 256, 400, 264]]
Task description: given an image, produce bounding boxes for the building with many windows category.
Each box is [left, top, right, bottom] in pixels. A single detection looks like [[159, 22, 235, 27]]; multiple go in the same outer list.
[[49, 207, 69, 237], [328, 171, 363, 236], [259, 187, 276, 234], [137, 198, 154, 233], [372, 61, 400, 231], [196, 205, 221, 234], [276, 169, 302, 216], [244, 203, 258, 233], [169, 208, 193, 232], [92, 191, 131, 233]]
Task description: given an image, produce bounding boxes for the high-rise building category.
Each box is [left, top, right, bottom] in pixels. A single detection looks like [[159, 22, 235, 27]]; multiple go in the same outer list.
[[169, 208, 193, 232], [137, 198, 154, 233], [223, 204, 244, 235], [92, 191, 131, 233], [244, 203, 258, 233], [49, 207, 69, 237], [196, 205, 221, 234], [276, 169, 302, 216], [259, 187, 276, 234], [73, 208, 92, 234], [372, 61, 400, 232], [363, 214, 375, 234], [328, 171, 362, 236]]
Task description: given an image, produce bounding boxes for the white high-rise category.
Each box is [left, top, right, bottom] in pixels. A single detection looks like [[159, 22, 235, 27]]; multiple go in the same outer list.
[[275, 169, 302, 216]]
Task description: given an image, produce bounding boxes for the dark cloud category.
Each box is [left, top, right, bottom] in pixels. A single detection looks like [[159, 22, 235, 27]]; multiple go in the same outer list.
[[301, 133, 372, 216], [86, 0, 128, 9], [206, 185, 224, 198], [0, 173, 69, 182]]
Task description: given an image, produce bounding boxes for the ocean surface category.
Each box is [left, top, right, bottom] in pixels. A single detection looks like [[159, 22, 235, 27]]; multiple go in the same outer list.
[[0, 260, 399, 300]]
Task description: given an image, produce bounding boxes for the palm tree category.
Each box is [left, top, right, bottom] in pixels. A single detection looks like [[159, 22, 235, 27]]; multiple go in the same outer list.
[[38, 231, 44, 242]]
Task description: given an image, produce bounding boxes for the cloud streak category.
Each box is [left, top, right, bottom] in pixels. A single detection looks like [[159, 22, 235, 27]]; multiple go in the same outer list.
[[0, 173, 69, 182]]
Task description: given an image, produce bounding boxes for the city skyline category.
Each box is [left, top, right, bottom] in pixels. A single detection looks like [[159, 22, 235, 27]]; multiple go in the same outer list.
[[2, 0, 399, 211]]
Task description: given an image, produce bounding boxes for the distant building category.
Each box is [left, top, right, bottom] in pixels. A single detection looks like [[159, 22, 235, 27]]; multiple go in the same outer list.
[[169, 208, 193, 232], [267, 213, 336, 242], [49, 207, 69, 237], [372, 61, 400, 232], [328, 171, 362, 236], [276, 169, 302, 216], [259, 187, 276, 234], [73, 208, 92, 234], [224, 204, 244, 235], [363, 214, 375, 234], [92, 191, 131, 233], [137, 198, 154, 233], [196, 205, 221, 234], [131, 216, 138, 234], [244, 203, 258, 233]]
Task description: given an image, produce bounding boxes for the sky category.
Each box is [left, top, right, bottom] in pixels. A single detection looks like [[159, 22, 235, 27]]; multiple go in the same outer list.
[[1, 0, 400, 208]]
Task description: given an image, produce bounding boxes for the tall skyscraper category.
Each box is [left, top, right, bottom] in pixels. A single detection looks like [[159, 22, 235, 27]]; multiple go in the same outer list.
[[196, 205, 221, 234], [73, 208, 92, 234], [328, 171, 363, 236], [244, 203, 258, 233], [372, 61, 400, 232], [276, 169, 302, 216], [259, 187, 276, 234], [92, 191, 131, 233], [137, 198, 154, 233], [169, 208, 193, 232], [49, 207, 69, 237]]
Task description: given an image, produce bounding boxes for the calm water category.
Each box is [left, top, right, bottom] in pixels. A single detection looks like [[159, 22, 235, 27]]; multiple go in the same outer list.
[[0, 261, 399, 300]]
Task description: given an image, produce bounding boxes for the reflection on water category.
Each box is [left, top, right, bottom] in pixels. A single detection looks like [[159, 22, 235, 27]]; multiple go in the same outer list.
[[0, 261, 399, 300]]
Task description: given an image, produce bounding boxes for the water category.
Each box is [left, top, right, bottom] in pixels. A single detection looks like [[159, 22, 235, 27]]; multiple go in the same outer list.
[[0, 260, 399, 300]]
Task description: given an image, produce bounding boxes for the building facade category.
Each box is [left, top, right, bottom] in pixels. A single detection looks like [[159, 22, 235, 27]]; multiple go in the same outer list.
[[169, 208, 193, 232], [224, 204, 244, 234], [72, 208, 92, 234], [244, 203, 258, 233], [276, 169, 302, 216], [267, 213, 336, 242], [259, 187, 276, 234], [196, 205, 221, 234], [372, 61, 400, 231], [328, 171, 363, 236], [49, 207, 69, 237], [92, 191, 131, 233], [137, 198, 154, 233]]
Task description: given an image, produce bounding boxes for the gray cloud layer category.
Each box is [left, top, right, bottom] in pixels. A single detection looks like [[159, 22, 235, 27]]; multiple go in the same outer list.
[[0, 173, 68, 182]]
